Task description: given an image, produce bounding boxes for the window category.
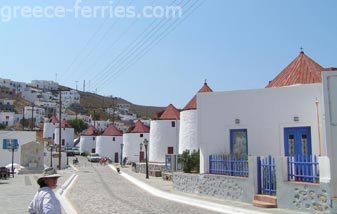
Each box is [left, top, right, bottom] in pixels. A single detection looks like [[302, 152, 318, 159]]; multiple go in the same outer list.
[[168, 147, 174, 154], [171, 121, 175, 127], [93, 137, 95, 140], [140, 134, 143, 138], [62, 139, 65, 146], [113, 137, 115, 141], [230, 129, 248, 155]]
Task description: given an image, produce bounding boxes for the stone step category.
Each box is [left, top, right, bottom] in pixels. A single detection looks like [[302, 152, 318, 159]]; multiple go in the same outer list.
[[253, 194, 277, 208], [253, 200, 277, 208]]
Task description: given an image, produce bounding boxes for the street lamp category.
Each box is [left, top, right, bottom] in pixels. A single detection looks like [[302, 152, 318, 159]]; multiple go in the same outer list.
[[120, 143, 124, 167], [139, 142, 143, 162], [47, 144, 55, 168], [143, 139, 149, 179]]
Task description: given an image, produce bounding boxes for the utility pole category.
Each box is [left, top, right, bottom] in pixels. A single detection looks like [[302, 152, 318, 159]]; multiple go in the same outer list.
[[22, 107, 25, 131], [52, 88, 70, 170], [31, 104, 34, 131]]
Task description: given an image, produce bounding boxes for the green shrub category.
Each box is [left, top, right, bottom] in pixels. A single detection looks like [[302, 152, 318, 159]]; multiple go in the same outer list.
[[180, 149, 200, 173]]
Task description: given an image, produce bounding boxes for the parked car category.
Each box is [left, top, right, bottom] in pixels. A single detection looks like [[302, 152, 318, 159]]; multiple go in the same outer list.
[[87, 153, 101, 162], [66, 149, 75, 156], [72, 147, 80, 155]]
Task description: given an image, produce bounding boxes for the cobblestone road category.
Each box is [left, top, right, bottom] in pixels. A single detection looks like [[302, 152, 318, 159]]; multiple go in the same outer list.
[[67, 159, 223, 214]]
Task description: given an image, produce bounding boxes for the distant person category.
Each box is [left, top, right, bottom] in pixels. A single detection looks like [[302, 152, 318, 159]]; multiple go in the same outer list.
[[28, 167, 62, 214]]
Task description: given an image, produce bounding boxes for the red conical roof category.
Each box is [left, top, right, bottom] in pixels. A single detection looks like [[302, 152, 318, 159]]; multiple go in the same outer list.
[[158, 104, 180, 120], [127, 120, 150, 133], [102, 124, 122, 136], [81, 126, 98, 136], [266, 51, 337, 88], [183, 82, 213, 110], [48, 116, 59, 123], [56, 119, 72, 128]]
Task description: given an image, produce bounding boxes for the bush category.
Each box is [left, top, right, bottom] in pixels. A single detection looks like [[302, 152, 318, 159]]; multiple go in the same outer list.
[[0, 123, 6, 130], [180, 149, 200, 173]]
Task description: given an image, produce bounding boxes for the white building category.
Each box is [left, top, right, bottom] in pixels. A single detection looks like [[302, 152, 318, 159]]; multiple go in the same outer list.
[[79, 126, 99, 154], [43, 116, 59, 140], [91, 120, 109, 132], [123, 120, 150, 163], [149, 104, 180, 162], [96, 124, 123, 162], [61, 90, 80, 108], [54, 120, 75, 148], [0, 131, 36, 166], [30, 80, 59, 91], [24, 106, 45, 126], [0, 78, 26, 94], [0, 111, 15, 126], [178, 82, 213, 154]]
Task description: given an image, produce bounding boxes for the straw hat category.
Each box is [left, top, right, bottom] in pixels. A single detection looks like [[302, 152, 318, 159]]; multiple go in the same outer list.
[[37, 167, 61, 184]]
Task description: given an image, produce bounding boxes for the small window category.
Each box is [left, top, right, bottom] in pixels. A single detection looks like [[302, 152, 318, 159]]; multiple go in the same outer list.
[[62, 139, 65, 146], [168, 147, 174, 154], [171, 121, 175, 127], [113, 137, 115, 141], [140, 134, 143, 138], [93, 137, 95, 140]]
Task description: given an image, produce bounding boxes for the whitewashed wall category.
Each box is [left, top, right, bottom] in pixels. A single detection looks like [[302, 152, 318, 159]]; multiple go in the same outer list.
[[0, 112, 15, 126], [149, 120, 180, 162], [179, 110, 197, 154], [123, 133, 149, 163], [198, 84, 324, 174], [96, 136, 123, 161], [0, 131, 36, 166], [43, 122, 57, 139], [54, 128, 75, 147], [79, 136, 96, 154], [323, 71, 337, 198]]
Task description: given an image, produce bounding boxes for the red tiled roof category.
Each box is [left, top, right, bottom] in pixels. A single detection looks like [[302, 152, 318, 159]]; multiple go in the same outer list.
[[266, 51, 337, 88], [158, 104, 180, 120], [48, 116, 59, 123], [81, 126, 98, 136], [56, 119, 72, 128], [127, 120, 150, 133], [102, 124, 122, 136], [183, 82, 213, 110]]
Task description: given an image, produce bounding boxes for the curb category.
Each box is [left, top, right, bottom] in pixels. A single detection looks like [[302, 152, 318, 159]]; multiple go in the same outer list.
[[108, 165, 267, 214]]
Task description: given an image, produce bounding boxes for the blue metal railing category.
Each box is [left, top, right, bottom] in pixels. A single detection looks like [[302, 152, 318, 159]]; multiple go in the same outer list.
[[287, 155, 319, 183], [209, 154, 248, 177], [257, 156, 276, 195]]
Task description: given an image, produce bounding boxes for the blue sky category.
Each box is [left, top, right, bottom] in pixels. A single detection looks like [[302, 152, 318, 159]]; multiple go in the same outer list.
[[1, 0, 337, 108]]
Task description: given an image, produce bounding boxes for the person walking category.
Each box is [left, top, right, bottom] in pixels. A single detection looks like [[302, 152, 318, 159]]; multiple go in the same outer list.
[[28, 167, 62, 214]]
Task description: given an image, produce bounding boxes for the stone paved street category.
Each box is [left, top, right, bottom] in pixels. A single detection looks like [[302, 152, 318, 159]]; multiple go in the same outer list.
[[67, 158, 223, 214]]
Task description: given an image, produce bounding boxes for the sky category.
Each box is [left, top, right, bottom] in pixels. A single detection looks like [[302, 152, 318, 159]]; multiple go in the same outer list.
[[0, 0, 337, 108]]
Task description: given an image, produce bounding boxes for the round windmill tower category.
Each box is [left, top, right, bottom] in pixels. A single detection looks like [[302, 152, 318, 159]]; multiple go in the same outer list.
[[96, 124, 123, 162], [43, 116, 59, 140], [79, 126, 99, 155], [123, 120, 150, 163], [179, 81, 213, 154], [149, 104, 180, 162]]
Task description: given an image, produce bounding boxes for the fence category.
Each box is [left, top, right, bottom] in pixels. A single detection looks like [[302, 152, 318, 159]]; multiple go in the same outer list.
[[209, 154, 248, 177], [257, 156, 276, 195], [287, 155, 319, 183]]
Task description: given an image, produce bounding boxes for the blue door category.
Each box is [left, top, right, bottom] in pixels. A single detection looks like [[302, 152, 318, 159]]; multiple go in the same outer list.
[[284, 127, 312, 156]]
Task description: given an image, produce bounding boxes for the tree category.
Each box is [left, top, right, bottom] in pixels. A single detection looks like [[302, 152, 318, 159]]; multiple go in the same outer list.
[[0, 123, 6, 130], [180, 149, 200, 173], [67, 120, 88, 134]]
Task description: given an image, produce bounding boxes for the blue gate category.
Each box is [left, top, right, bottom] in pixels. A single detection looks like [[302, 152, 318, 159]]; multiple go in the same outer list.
[[257, 156, 276, 196]]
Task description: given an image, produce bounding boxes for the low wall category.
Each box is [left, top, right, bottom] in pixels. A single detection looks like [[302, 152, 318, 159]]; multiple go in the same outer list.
[[172, 156, 256, 203], [132, 162, 165, 174]]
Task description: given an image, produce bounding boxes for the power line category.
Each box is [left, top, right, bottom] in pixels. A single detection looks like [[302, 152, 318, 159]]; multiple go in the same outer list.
[[90, 0, 182, 88], [95, 0, 203, 91]]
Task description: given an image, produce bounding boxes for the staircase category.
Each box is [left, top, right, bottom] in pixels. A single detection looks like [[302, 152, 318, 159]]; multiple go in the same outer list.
[[253, 194, 277, 208]]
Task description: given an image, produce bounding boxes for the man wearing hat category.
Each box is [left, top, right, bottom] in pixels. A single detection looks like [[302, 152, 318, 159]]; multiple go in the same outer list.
[[28, 167, 62, 214]]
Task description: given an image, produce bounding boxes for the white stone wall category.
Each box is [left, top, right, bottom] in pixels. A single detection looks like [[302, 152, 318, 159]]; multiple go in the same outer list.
[[79, 135, 96, 154], [149, 120, 180, 162], [96, 136, 123, 161], [179, 110, 197, 154], [198, 84, 324, 174], [54, 128, 75, 147], [0, 131, 36, 166], [123, 133, 149, 163]]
